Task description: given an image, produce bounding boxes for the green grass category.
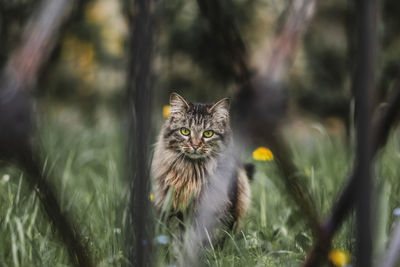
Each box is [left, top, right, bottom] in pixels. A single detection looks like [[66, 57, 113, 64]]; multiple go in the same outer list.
[[1, 119, 399, 266]]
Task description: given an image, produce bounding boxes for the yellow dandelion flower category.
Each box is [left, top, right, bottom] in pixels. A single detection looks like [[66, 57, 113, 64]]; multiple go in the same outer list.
[[253, 147, 274, 161], [329, 249, 349, 266], [149, 193, 154, 201], [163, 105, 170, 118]]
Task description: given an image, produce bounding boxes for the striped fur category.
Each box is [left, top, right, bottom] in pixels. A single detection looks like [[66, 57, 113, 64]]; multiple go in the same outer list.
[[151, 93, 250, 229]]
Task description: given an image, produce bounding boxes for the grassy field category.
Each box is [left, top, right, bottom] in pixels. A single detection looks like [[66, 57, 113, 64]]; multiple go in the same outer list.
[[0, 118, 399, 266]]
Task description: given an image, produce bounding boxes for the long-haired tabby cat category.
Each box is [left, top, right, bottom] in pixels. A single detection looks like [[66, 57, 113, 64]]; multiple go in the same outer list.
[[151, 93, 251, 236]]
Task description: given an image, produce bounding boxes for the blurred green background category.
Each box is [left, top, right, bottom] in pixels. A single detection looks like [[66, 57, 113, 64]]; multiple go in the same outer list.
[[1, 0, 399, 131]]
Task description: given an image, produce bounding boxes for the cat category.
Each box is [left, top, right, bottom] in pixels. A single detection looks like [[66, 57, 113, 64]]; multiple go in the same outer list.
[[151, 93, 251, 235]]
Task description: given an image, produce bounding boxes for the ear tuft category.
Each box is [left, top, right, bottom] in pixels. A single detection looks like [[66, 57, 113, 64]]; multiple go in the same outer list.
[[210, 97, 230, 120], [169, 93, 189, 115], [210, 97, 230, 111]]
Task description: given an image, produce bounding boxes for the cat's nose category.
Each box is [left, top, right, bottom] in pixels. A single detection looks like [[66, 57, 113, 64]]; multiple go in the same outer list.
[[192, 144, 200, 150], [191, 139, 201, 150]]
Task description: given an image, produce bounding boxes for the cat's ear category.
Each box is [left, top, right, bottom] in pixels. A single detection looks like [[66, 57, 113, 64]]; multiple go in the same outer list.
[[170, 93, 190, 114], [209, 98, 230, 120]]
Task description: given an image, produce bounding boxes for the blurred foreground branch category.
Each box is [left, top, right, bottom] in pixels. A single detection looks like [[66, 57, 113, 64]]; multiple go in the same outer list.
[[234, 0, 319, 233], [304, 75, 400, 267], [259, 0, 316, 84], [126, 0, 154, 266], [196, 0, 251, 85], [169, 1, 321, 266], [0, 0, 94, 266], [304, 0, 382, 265], [198, 0, 319, 235], [175, 1, 318, 264], [353, 0, 375, 265]]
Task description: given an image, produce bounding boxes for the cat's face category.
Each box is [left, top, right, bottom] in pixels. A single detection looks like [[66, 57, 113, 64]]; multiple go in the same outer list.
[[162, 93, 232, 159]]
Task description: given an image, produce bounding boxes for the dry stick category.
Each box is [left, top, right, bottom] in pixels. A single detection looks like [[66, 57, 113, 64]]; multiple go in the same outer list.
[[0, 0, 94, 266], [126, 0, 154, 266], [197, 0, 320, 235]]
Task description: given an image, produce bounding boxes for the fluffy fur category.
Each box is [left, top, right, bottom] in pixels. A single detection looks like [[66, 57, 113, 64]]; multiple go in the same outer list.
[[151, 93, 251, 229]]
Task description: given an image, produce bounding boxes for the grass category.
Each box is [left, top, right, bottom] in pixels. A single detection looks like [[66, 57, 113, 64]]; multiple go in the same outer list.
[[0, 118, 399, 266]]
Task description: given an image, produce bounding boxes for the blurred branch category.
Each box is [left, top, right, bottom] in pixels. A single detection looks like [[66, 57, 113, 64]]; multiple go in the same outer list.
[[353, 0, 376, 265], [125, 0, 154, 266], [234, 0, 319, 233], [18, 150, 94, 267], [196, 0, 251, 85], [304, 0, 379, 264], [258, 0, 316, 85], [173, 1, 320, 264], [4, 0, 74, 90], [304, 74, 400, 267], [0, 0, 94, 266], [198, 0, 319, 235]]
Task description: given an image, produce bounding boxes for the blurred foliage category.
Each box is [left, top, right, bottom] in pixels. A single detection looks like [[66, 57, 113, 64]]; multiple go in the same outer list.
[[40, 0, 127, 124], [152, 0, 259, 108], [295, 0, 400, 127], [0, 119, 357, 266], [1, 0, 400, 127], [299, 1, 350, 121], [0, 0, 127, 125]]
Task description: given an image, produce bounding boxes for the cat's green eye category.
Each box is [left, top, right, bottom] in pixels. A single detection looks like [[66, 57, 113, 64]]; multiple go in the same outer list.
[[203, 130, 214, 138], [180, 127, 190, 136]]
